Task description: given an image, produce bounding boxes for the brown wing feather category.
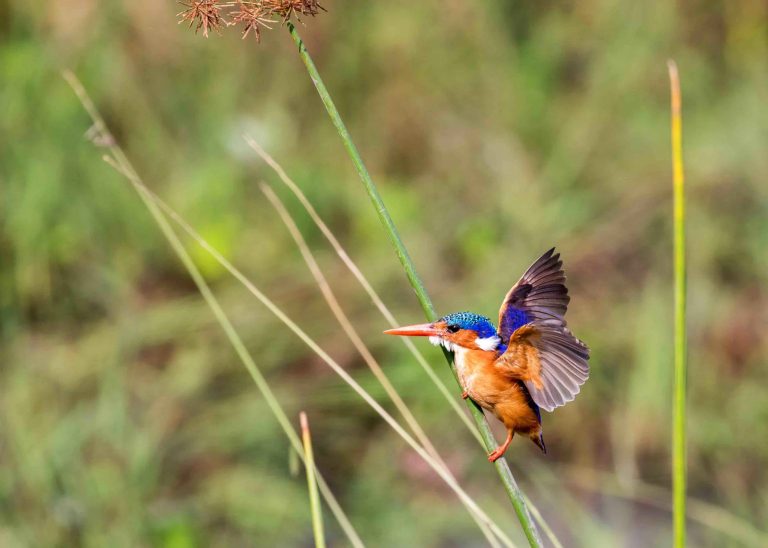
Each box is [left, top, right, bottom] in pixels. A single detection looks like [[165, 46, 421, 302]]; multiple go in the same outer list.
[[496, 324, 589, 412]]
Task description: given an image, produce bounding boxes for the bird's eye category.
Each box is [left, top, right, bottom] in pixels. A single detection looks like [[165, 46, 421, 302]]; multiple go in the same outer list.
[[446, 324, 460, 333]]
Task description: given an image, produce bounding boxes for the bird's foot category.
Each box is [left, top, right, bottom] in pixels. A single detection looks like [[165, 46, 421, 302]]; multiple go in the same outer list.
[[487, 447, 505, 463], [461, 390, 469, 400]]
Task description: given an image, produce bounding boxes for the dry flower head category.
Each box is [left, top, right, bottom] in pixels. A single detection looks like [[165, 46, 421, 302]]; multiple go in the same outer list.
[[178, 0, 225, 38], [178, 0, 325, 42]]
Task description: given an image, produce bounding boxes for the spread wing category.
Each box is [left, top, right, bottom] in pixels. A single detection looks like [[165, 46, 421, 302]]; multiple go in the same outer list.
[[496, 249, 589, 411], [497, 248, 570, 342], [496, 324, 589, 412]]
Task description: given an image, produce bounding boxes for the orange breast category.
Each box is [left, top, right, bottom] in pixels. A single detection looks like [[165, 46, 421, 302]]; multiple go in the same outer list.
[[455, 348, 540, 434]]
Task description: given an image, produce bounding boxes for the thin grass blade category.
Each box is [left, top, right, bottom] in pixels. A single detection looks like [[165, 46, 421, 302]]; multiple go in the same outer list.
[[64, 71, 365, 548], [667, 59, 687, 548], [300, 412, 326, 548]]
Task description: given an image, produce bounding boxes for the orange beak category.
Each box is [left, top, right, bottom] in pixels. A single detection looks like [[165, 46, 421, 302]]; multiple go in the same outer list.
[[383, 323, 442, 337]]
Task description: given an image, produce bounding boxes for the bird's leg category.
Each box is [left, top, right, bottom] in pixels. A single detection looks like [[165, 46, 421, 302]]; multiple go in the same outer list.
[[487, 429, 514, 462]]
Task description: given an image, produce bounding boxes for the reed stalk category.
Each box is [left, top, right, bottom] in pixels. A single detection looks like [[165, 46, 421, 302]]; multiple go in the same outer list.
[[667, 60, 687, 548], [286, 22, 542, 547], [300, 412, 326, 548]]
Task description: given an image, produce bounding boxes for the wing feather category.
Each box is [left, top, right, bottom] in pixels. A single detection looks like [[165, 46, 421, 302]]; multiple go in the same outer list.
[[497, 248, 571, 342], [496, 324, 590, 412], [495, 249, 589, 411]]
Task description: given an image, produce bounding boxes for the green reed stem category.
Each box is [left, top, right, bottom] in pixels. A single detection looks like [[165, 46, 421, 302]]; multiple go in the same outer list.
[[300, 412, 327, 548], [668, 60, 687, 548], [287, 22, 542, 547]]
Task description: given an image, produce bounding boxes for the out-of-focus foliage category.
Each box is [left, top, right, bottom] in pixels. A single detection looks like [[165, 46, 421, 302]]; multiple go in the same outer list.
[[1, 1, 767, 546]]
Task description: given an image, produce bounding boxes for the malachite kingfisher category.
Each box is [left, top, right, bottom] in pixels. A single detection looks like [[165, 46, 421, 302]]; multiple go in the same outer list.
[[385, 248, 589, 462]]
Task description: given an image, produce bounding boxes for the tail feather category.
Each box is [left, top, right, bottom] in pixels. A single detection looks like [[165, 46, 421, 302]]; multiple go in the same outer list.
[[531, 430, 547, 454]]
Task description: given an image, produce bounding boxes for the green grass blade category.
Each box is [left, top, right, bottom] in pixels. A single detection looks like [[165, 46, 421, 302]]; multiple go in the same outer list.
[[300, 412, 326, 548], [286, 22, 542, 547], [668, 60, 687, 548], [284, 24, 432, 318], [64, 72, 365, 548]]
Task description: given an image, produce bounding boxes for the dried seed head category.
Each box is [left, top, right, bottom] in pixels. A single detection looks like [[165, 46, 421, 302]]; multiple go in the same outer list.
[[177, 0, 325, 43], [230, 1, 275, 42], [263, 0, 325, 21], [178, 0, 225, 38]]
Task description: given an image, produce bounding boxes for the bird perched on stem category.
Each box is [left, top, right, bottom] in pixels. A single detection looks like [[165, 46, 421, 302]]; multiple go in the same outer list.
[[385, 248, 589, 462]]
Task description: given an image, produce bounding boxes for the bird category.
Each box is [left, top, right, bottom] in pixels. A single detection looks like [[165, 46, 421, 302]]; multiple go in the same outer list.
[[384, 248, 589, 462]]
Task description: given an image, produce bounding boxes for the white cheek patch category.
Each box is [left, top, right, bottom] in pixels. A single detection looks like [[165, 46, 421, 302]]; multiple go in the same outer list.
[[475, 335, 501, 351], [429, 336, 441, 347]]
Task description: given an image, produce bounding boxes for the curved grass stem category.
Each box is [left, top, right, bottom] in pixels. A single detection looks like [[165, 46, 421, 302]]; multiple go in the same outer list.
[[64, 71, 365, 548], [286, 21, 542, 547]]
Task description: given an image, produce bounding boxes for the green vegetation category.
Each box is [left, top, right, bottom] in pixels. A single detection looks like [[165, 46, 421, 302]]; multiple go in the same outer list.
[[2, 1, 767, 546]]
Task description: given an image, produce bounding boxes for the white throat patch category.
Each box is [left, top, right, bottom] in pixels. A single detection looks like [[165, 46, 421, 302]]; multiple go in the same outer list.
[[429, 336, 457, 352], [475, 335, 501, 351]]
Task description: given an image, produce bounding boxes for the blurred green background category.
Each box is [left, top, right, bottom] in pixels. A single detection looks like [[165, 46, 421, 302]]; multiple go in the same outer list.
[[2, 0, 767, 546]]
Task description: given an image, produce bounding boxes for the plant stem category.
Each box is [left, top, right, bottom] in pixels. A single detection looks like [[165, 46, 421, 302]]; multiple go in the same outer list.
[[668, 60, 687, 548], [285, 24, 432, 319], [63, 71, 365, 548], [287, 22, 542, 547], [300, 412, 327, 548]]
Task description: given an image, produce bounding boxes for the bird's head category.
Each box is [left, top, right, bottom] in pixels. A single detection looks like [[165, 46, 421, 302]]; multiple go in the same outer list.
[[384, 312, 501, 352]]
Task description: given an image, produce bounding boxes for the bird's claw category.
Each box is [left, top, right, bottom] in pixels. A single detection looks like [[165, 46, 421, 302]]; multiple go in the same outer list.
[[461, 390, 469, 399], [487, 449, 504, 463]]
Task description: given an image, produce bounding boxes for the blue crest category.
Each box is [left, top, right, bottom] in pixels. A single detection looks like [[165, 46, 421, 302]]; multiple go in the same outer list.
[[440, 312, 497, 339]]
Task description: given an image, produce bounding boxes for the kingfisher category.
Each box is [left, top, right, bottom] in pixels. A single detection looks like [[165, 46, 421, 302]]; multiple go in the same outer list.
[[384, 248, 589, 462]]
